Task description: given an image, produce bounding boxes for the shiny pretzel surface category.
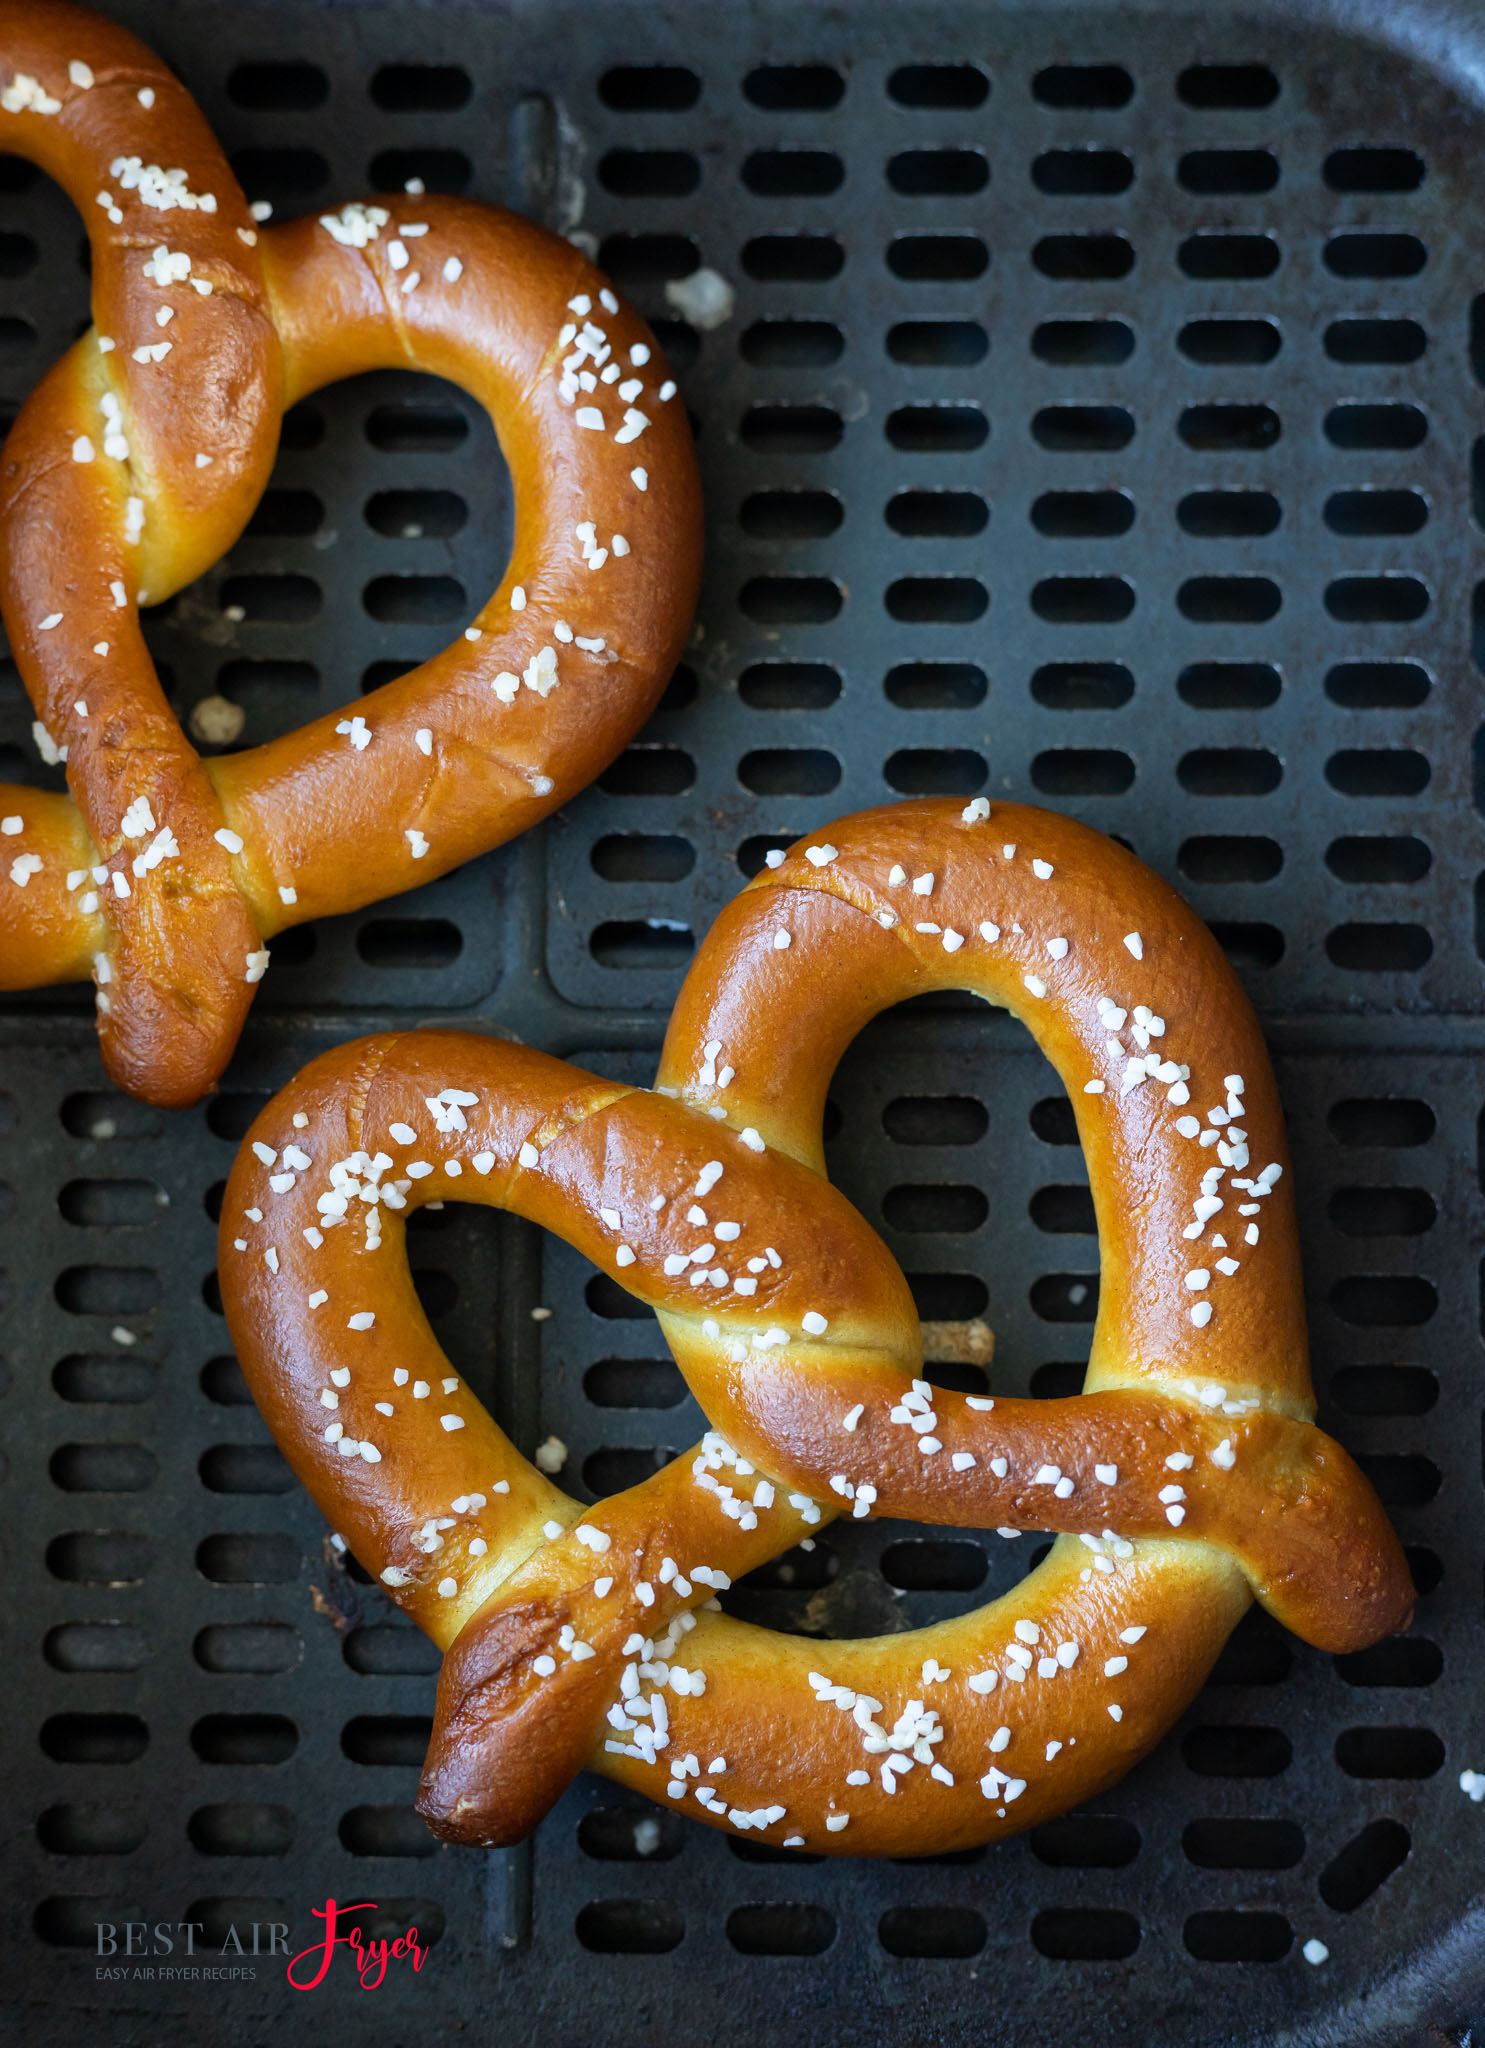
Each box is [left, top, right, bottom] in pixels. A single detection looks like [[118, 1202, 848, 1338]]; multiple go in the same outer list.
[[0, 1, 701, 1106], [221, 799, 1413, 1857]]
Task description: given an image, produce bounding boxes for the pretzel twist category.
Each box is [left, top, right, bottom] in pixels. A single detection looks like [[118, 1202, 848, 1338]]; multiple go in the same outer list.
[[222, 800, 1412, 1857], [0, 2, 701, 1105]]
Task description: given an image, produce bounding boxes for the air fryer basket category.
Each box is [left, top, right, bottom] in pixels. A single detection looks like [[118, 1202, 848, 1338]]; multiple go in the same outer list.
[[1, 2, 1482, 2042]]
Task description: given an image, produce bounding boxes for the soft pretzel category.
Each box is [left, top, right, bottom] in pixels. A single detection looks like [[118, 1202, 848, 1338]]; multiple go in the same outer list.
[[0, 2, 701, 1106], [221, 798, 1412, 1857]]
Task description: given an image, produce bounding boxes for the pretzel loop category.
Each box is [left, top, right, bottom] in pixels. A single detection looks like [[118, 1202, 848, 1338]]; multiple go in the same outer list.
[[0, 7, 701, 1104], [222, 800, 1412, 1857]]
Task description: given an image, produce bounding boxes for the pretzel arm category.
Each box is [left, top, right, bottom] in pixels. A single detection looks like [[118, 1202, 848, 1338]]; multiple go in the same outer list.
[[210, 201, 701, 931], [0, 785, 99, 983], [588, 1540, 1248, 1855], [680, 1357, 1409, 1653]]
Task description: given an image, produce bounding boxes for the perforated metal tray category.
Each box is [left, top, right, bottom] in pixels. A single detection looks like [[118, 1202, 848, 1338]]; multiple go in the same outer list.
[[2, 1, 1483, 2042]]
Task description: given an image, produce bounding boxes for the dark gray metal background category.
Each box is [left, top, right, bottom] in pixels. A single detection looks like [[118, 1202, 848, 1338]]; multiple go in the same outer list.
[[0, 1, 1482, 2042]]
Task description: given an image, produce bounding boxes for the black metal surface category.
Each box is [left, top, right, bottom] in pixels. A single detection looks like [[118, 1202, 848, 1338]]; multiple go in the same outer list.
[[1, 1, 1483, 2042]]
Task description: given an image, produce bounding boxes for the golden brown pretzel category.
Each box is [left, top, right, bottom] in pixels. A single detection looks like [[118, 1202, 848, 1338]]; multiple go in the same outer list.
[[0, 2, 701, 1106], [221, 799, 1412, 1857]]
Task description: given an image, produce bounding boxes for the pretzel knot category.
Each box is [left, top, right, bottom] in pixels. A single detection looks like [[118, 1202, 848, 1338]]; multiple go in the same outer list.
[[222, 799, 1412, 1857], [0, 1, 700, 1107]]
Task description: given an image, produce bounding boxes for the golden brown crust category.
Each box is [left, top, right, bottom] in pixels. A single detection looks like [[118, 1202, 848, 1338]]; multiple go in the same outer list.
[[0, 12, 702, 1104], [211, 205, 699, 932], [0, 2, 277, 1101], [219, 800, 1413, 1858]]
